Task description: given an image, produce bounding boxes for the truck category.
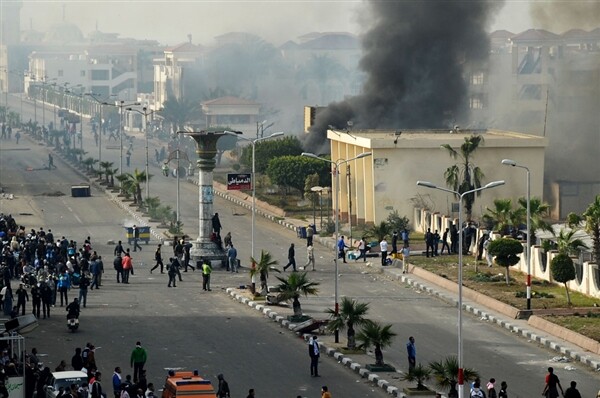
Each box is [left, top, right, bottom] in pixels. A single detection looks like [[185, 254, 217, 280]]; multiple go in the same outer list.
[[161, 370, 216, 398]]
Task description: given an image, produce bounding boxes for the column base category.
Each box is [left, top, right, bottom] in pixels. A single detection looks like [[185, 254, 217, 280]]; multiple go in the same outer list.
[[190, 240, 227, 267]]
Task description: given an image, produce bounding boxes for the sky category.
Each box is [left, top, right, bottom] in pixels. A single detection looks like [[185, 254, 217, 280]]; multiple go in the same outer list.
[[15, 0, 540, 47]]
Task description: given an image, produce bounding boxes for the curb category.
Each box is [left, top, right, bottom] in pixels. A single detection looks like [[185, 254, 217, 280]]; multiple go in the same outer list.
[[225, 288, 410, 398]]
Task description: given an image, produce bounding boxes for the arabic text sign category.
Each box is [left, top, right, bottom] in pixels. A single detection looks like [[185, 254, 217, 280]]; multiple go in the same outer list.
[[227, 173, 252, 190]]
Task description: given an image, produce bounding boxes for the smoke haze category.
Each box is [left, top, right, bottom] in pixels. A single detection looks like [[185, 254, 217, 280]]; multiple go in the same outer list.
[[305, 0, 503, 151]]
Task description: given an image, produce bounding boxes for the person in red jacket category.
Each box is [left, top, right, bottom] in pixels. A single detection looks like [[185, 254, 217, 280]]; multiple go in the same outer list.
[[122, 252, 133, 284]]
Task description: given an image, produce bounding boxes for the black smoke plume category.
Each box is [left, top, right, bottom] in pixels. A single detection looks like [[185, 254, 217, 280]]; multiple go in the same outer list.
[[305, 0, 502, 152]]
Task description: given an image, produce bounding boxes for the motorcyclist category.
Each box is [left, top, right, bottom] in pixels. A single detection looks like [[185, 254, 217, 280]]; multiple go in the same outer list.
[[66, 298, 80, 319]]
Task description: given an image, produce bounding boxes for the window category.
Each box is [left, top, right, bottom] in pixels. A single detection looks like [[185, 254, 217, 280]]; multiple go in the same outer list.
[[91, 70, 109, 80], [470, 96, 485, 109], [471, 72, 484, 85]]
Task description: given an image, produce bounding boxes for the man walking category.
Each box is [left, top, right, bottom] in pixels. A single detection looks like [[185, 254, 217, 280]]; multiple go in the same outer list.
[[304, 245, 315, 271], [425, 228, 434, 257], [355, 237, 368, 262], [406, 336, 416, 371], [15, 284, 29, 315], [31, 283, 42, 319], [150, 244, 164, 274], [112, 367, 122, 398], [283, 243, 296, 271], [132, 225, 142, 252], [167, 257, 179, 288], [542, 367, 564, 398], [308, 335, 320, 377], [440, 228, 451, 255], [337, 236, 348, 263], [130, 342, 147, 384]]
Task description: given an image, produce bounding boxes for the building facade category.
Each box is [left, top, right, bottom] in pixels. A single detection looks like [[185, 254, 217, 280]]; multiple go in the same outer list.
[[327, 129, 547, 226]]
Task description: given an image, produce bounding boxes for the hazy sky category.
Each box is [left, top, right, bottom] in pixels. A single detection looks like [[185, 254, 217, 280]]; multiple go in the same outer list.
[[17, 0, 538, 46]]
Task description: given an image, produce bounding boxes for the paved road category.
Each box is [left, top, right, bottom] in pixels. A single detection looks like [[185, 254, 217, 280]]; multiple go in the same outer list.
[[4, 94, 600, 398]]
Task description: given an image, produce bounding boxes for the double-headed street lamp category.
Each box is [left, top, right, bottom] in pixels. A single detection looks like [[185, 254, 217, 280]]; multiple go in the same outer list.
[[502, 159, 532, 310], [85, 93, 115, 163], [115, 101, 140, 182], [416, 180, 504, 398], [301, 151, 372, 343], [127, 106, 160, 200], [224, 131, 284, 260]]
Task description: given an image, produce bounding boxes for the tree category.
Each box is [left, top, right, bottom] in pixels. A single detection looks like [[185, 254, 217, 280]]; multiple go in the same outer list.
[[119, 169, 151, 204], [160, 96, 199, 134], [555, 228, 588, 257], [241, 136, 303, 173], [366, 221, 391, 243], [250, 250, 279, 295], [326, 297, 371, 349], [99, 161, 114, 185], [441, 135, 485, 220], [266, 156, 330, 197], [517, 196, 552, 243], [304, 173, 320, 216], [355, 321, 396, 367], [401, 364, 432, 390], [483, 199, 516, 235], [275, 272, 319, 317], [386, 211, 410, 234], [582, 195, 600, 263], [487, 238, 524, 285], [550, 253, 576, 305], [429, 356, 480, 398]]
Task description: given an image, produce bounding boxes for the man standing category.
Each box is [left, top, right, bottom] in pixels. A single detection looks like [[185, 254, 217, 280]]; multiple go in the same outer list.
[[216, 374, 230, 398], [391, 231, 398, 255], [202, 259, 212, 291], [425, 228, 434, 258], [90, 372, 104, 398], [31, 283, 42, 318], [114, 241, 125, 257], [440, 228, 451, 255], [306, 225, 314, 247], [450, 223, 459, 254], [15, 284, 29, 315], [406, 336, 416, 371], [114, 255, 124, 283], [308, 335, 320, 377], [132, 225, 142, 252], [402, 246, 411, 274], [227, 244, 238, 273], [112, 367, 122, 398], [542, 367, 564, 398], [40, 282, 52, 318], [563, 381, 581, 398], [212, 213, 222, 236], [283, 243, 296, 272], [150, 244, 163, 274], [78, 273, 90, 308], [122, 253, 133, 284], [130, 342, 147, 384], [183, 241, 194, 272], [380, 237, 388, 266]]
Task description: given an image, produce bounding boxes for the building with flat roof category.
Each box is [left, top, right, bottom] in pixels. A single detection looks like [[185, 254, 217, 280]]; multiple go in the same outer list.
[[327, 128, 547, 226]]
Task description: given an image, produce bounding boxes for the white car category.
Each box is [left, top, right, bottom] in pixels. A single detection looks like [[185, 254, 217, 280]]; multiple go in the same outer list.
[[45, 371, 89, 398]]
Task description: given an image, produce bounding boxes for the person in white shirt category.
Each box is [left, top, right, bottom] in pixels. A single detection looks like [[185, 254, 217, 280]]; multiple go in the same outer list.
[[356, 237, 367, 262], [402, 246, 410, 273], [380, 238, 388, 266]]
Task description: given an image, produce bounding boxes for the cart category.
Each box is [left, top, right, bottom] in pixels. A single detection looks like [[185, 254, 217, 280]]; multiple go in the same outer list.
[[125, 226, 151, 245]]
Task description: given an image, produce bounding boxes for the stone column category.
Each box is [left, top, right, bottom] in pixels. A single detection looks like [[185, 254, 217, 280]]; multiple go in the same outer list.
[[186, 130, 234, 262]]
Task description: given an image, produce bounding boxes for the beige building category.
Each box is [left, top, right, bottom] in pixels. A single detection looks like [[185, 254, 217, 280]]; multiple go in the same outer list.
[[327, 129, 547, 226]]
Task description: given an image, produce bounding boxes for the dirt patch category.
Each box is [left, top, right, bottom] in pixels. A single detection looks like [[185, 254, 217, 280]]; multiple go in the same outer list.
[[36, 191, 65, 197]]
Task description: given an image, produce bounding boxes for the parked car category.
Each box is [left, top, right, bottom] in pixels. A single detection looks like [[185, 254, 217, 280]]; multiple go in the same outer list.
[[45, 371, 88, 398]]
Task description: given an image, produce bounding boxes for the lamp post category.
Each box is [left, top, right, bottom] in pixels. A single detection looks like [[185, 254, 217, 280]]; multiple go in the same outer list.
[[224, 131, 284, 260], [416, 180, 505, 398], [164, 148, 191, 225], [502, 158, 531, 310], [127, 106, 160, 200], [310, 186, 323, 228], [85, 93, 115, 164], [115, 101, 140, 184], [301, 151, 372, 343]]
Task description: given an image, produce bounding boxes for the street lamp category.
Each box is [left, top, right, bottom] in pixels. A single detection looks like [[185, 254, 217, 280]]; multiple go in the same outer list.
[[301, 151, 372, 343], [115, 101, 141, 184], [310, 186, 323, 228], [85, 92, 115, 163], [164, 147, 191, 225], [502, 158, 532, 310], [224, 130, 284, 260], [416, 179, 504, 398], [127, 106, 160, 200]]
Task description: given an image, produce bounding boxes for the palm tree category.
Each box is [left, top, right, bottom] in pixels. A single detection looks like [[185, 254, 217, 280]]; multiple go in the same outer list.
[[582, 195, 600, 263], [116, 174, 135, 200], [326, 297, 371, 349], [402, 363, 432, 390], [367, 221, 391, 243], [555, 228, 588, 257], [441, 134, 485, 220], [355, 321, 396, 367], [99, 161, 114, 184], [119, 169, 151, 204], [518, 196, 552, 243], [160, 96, 199, 134], [429, 356, 480, 398], [250, 250, 279, 295], [109, 168, 119, 187], [275, 272, 319, 317], [144, 197, 161, 218], [483, 199, 514, 235]]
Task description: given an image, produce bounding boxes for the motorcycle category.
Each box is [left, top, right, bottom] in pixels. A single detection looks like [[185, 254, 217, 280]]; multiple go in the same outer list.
[[67, 315, 79, 332]]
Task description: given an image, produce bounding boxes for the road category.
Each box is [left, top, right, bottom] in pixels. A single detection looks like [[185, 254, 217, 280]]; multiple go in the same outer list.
[[3, 93, 600, 398]]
